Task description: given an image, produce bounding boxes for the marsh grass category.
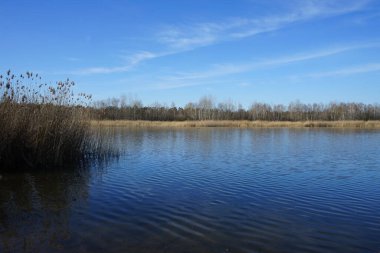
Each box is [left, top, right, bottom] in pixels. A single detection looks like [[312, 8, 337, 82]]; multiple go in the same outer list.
[[0, 70, 106, 170], [91, 120, 380, 129]]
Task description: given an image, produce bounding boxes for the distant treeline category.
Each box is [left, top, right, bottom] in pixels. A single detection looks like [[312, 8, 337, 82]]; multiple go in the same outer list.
[[90, 96, 380, 121]]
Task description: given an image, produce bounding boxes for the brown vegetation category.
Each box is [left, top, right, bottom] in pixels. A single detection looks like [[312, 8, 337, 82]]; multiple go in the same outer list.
[[91, 120, 380, 129], [91, 95, 380, 122], [0, 71, 98, 170], [1, 70, 379, 169]]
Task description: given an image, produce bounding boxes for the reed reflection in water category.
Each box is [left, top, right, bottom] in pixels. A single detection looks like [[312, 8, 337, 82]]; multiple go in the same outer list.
[[1, 128, 380, 253], [0, 169, 89, 252]]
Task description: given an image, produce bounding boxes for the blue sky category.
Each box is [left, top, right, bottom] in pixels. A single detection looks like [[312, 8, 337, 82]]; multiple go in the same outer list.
[[2, 0, 380, 107]]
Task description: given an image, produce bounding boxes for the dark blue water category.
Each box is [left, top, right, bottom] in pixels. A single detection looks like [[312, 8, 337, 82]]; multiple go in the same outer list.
[[1, 128, 380, 252]]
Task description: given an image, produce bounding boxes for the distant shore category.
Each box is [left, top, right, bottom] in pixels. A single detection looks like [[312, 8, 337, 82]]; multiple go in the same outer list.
[[91, 120, 380, 129]]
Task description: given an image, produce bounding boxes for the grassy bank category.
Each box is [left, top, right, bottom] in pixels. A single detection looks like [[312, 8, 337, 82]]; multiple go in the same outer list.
[[0, 71, 100, 170], [91, 120, 380, 129]]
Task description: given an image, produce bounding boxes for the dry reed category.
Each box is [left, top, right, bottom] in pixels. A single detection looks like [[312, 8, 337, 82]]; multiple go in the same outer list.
[[0, 71, 100, 170], [91, 120, 380, 129]]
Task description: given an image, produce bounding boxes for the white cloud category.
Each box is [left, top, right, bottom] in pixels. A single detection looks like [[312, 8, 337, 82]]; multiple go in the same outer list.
[[159, 42, 378, 82], [64, 57, 81, 62], [69, 0, 371, 75], [71, 49, 191, 75], [153, 42, 380, 89], [158, 0, 371, 49], [127, 51, 158, 65], [72, 51, 160, 75], [307, 63, 380, 77]]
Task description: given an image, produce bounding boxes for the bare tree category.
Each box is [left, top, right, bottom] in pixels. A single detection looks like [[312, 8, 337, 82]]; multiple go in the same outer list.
[[89, 96, 380, 122]]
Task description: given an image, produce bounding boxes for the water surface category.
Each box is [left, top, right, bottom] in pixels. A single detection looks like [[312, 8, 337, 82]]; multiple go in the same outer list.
[[1, 128, 380, 252]]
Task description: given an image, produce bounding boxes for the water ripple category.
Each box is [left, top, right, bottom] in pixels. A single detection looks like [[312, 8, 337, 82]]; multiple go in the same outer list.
[[1, 129, 380, 253]]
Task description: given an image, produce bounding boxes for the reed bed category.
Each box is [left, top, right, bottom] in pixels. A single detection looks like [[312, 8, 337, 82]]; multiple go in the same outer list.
[[0, 71, 102, 170], [91, 120, 380, 129]]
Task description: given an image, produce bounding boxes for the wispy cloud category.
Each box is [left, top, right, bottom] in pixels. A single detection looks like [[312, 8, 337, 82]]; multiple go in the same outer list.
[[72, 51, 160, 75], [154, 79, 233, 90], [157, 42, 378, 83], [64, 57, 81, 62], [153, 42, 379, 89], [350, 11, 380, 25], [158, 0, 371, 49], [307, 63, 380, 77], [71, 49, 193, 75], [69, 0, 371, 76], [74, 65, 133, 75]]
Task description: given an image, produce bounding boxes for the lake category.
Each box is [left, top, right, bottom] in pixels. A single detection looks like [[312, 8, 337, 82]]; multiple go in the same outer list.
[[1, 128, 380, 253]]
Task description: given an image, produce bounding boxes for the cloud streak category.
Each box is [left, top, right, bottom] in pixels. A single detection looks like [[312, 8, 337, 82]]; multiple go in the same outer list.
[[307, 63, 380, 78], [72, 51, 160, 75], [154, 42, 380, 89], [71, 48, 195, 75], [69, 0, 371, 75], [158, 0, 371, 49], [157, 42, 378, 83]]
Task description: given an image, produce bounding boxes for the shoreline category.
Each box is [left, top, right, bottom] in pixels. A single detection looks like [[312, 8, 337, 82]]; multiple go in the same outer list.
[[90, 120, 380, 129]]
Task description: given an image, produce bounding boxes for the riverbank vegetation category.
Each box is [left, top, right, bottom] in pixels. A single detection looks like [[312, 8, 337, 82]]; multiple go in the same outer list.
[[1, 71, 379, 169], [0, 71, 99, 170], [91, 120, 380, 129], [91, 95, 380, 122]]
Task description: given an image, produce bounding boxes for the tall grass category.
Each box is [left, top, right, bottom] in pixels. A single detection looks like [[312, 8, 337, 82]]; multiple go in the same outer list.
[[92, 120, 380, 128], [0, 70, 99, 169]]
